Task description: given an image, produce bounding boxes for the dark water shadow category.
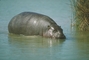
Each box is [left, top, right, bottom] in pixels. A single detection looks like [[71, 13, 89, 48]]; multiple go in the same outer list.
[[8, 34, 65, 48]]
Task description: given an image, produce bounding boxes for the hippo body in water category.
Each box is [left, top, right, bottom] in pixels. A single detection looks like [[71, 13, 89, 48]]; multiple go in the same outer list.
[[8, 12, 66, 39]]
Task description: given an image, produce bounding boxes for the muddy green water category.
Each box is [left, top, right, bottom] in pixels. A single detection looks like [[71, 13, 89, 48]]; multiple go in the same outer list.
[[0, 0, 89, 60]]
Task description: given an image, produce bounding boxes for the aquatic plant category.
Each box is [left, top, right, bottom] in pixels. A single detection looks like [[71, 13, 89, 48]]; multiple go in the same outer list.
[[71, 0, 89, 31]]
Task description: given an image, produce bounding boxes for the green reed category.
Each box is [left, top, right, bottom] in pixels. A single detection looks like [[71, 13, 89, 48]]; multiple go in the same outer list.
[[71, 0, 89, 31]]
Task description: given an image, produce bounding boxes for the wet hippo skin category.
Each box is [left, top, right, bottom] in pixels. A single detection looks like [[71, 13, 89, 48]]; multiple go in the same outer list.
[[8, 12, 66, 39]]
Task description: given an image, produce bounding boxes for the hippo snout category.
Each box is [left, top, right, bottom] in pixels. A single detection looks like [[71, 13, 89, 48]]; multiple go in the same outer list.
[[59, 34, 66, 39], [53, 31, 66, 39], [55, 34, 66, 39]]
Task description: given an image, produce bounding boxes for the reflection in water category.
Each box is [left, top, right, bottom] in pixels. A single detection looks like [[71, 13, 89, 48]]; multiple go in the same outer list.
[[74, 31, 89, 59], [74, 31, 89, 45], [8, 34, 65, 48], [7, 34, 65, 60]]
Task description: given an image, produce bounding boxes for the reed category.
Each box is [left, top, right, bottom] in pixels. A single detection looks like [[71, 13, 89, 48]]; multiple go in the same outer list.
[[71, 0, 89, 31]]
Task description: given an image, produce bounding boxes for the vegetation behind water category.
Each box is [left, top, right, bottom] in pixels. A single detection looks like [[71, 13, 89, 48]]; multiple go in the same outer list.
[[71, 0, 89, 31]]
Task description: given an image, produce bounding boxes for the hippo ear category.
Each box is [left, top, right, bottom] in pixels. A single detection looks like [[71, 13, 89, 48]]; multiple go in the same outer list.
[[58, 26, 61, 28]]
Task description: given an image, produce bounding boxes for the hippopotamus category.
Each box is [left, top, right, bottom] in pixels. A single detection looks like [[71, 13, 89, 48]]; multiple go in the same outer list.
[[8, 12, 66, 39]]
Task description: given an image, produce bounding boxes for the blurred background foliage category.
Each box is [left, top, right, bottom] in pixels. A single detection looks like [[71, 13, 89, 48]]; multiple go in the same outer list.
[[71, 0, 89, 31]]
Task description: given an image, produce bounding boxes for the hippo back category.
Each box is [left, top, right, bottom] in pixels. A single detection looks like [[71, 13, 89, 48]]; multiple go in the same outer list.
[[8, 12, 57, 36]]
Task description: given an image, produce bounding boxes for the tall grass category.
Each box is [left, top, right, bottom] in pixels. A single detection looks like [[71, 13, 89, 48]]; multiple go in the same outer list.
[[71, 0, 89, 31]]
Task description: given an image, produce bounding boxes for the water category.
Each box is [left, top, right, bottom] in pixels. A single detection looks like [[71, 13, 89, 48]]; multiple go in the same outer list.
[[0, 0, 89, 60]]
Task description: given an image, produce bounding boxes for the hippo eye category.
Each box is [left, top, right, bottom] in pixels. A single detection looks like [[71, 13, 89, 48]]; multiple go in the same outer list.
[[47, 25, 51, 29], [47, 25, 54, 30]]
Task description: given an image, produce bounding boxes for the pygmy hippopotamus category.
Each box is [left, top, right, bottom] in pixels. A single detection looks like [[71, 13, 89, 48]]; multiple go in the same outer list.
[[8, 12, 66, 39]]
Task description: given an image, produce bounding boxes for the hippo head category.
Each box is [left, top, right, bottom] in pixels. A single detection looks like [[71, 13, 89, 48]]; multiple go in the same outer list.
[[43, 25, 66, 39]]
